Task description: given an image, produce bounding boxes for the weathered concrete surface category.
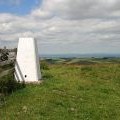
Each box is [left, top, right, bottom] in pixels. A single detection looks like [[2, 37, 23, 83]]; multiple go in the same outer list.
[[15, 38, 41, 82]]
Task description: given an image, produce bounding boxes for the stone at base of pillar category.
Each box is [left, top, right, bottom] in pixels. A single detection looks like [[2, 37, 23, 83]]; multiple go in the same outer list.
[[24, 80, 43, 84]]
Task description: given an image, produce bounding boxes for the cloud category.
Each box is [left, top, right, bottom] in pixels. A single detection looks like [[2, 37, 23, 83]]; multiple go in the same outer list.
[[0, 0, 120, 54], [31, 0, 120, 20]]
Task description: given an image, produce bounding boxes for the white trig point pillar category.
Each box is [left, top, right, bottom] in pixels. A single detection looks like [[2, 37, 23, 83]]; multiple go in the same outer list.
[[15, 37, 41, 83]]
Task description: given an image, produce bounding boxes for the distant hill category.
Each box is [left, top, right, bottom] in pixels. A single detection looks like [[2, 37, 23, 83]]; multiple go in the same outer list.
[[40, 53, 120, 59]]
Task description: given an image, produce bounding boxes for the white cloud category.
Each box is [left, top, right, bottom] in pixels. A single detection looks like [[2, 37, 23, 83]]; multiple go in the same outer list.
[[31, 0, 120, 19], [0, 0, 120, 54]]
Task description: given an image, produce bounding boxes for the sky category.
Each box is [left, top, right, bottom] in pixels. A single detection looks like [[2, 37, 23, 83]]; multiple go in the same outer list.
[[0, 0, 120, 54]]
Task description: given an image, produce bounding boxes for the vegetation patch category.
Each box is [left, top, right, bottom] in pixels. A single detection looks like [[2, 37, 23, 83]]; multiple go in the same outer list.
[[0, 58, 120, 120], [41, 61, 49, 70], [0, 66, 25, 107], [0, 72, 25, 95], [1, 63, 14, 70]]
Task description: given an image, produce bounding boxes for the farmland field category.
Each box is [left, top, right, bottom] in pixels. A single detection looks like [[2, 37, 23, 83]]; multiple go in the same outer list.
[[0, 58, 120, 120]]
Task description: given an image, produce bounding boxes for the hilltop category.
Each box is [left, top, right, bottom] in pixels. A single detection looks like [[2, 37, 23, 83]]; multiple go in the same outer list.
[[0, 58, 120, 120]]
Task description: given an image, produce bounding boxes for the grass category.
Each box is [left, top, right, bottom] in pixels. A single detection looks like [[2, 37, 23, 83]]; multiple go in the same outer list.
[[0, 63, 14, 72], [0, 58, 120, 120]]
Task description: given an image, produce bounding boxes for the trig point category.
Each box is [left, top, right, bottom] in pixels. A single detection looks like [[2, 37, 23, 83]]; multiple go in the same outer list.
[[15, 37, 41, 83]]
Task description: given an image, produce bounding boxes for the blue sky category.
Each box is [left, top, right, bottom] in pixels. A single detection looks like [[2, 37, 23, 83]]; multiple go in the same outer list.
[[0, 0, 42, 15], [0, 0, 120, 54]]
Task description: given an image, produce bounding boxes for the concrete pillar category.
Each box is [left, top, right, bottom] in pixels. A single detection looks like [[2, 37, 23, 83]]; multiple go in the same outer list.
[[15, 37, 41, 82]]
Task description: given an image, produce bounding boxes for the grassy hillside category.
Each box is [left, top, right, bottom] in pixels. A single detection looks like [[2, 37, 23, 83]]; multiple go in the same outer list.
[[0, 58, 120, 120]]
